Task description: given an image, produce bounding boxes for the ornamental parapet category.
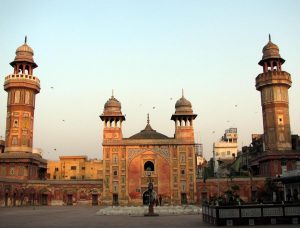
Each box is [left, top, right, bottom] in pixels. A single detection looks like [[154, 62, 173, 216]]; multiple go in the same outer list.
[[255, 71, 291, 91]]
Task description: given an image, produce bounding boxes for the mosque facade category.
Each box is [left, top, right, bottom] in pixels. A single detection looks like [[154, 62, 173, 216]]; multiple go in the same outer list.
[[100, 93, 198, 205]]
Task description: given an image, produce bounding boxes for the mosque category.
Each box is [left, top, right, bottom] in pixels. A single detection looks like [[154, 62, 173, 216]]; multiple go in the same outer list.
[[0, 36, 299, 206]]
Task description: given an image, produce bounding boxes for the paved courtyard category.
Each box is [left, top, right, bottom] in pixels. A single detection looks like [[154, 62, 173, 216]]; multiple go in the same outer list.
[[0, 206, 297, 228]]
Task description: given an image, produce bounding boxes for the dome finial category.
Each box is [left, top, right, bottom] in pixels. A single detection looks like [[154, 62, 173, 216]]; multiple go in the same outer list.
[[112, 89, 114, 98], [147, 113, 150, 124], [182, 88, 184, 97], [269, 34, 271, 42], [25, 35, 27, 44]]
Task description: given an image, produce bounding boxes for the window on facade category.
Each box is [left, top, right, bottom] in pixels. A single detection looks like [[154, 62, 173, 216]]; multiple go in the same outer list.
[[71, 166, 76, 170], [227, 151, 230, 155], [181, 169, 185, 175], [82, 167, 85, 170], [55, 167, 59, 171], [70, 176, 76, 180], [113, 170, 118, 176], [13, 119, 19, 128], [82, 176, 85, 180], [144, 161, 154, 171], [53, 175, 56, 179]]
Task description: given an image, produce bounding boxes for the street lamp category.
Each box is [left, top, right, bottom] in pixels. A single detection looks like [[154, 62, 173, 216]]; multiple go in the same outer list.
[[144, 167, 158, 216]]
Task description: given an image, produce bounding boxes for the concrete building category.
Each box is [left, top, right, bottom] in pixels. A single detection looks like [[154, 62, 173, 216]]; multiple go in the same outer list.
[[213, 128, 238, 173]]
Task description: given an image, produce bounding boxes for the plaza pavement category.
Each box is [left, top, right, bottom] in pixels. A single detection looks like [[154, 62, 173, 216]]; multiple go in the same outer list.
[[0, 206, 297, 228]]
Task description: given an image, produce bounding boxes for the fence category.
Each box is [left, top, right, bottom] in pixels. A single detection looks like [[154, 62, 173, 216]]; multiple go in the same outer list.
[[202, 203, 300, 226]]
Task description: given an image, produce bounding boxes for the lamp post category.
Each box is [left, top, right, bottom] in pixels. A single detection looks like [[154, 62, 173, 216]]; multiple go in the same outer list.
[[217, 159, 222, 198], [144, 168, 159, 216]]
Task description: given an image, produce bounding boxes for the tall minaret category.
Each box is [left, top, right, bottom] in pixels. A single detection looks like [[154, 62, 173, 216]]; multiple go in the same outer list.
[[4, 37, 41, 153], [100, 92, 125, 141], [171, 90, 197, 141], [256, 35, 292, 151]]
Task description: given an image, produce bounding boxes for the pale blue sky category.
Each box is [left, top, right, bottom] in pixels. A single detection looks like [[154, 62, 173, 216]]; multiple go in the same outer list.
[[0, 0, 299, 160]]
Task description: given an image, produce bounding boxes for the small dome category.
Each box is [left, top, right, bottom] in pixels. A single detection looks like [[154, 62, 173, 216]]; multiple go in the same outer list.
[[259, 35, 285, 66], [10, 37, 37, 68], [16, 43, 34, 55], [175, 95, 193, 114], [262, 40, 281, 60], [104, 96, 121, 110]]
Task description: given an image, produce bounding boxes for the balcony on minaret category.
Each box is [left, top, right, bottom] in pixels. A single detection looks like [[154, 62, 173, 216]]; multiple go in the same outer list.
[[4, 74, 40, 92], [171, 91, 197, 141], [100, 93, 125, 141]]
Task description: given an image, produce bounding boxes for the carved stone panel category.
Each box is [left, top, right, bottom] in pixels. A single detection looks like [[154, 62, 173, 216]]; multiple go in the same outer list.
[[128, 147, 170, 163]]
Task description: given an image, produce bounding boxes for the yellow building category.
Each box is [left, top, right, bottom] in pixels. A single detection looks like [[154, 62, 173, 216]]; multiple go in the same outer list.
[[47, 156, 103, 180]]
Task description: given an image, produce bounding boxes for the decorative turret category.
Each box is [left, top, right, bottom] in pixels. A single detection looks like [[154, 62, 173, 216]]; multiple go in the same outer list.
[[171, 90, 197, 140], [4, 37, 41, 153], [100, 91, 125, 140], [256, 35, 292, 151]]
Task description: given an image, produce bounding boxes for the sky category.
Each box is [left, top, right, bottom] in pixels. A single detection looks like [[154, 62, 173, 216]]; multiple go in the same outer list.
[[0, 0, 300, 160]]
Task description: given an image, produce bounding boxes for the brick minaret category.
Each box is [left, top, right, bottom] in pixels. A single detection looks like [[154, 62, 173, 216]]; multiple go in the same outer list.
[[100, 92, 125, 205], [4, 37, 40, 153], [256, 35, 292, 151], [0, 37, 46, 181]]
